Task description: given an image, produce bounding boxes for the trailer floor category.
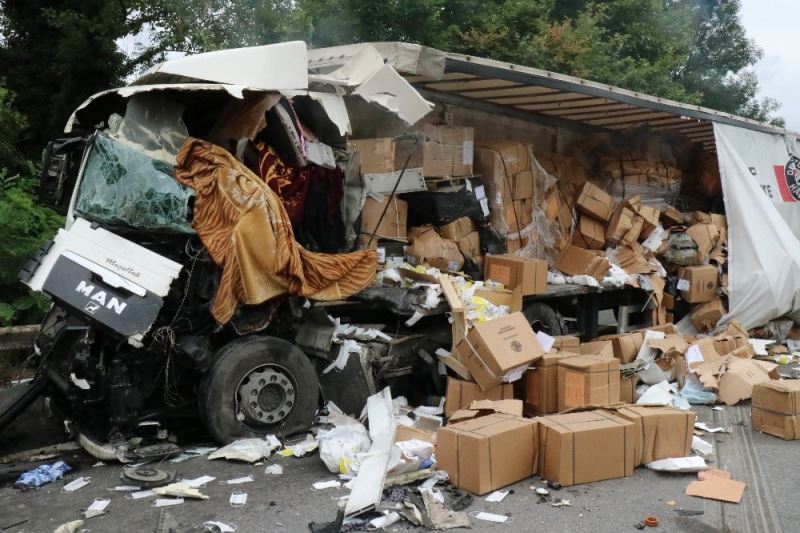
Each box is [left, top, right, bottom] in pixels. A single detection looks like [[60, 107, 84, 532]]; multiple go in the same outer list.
[[0, 402, 795, 533]]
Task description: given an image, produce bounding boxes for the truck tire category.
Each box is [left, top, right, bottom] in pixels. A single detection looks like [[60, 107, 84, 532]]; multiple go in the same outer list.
[[523, 302, 563, 336], [199, 336, 319, 444]]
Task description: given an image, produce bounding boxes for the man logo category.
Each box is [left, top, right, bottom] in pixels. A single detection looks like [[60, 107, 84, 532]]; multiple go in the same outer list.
[[84, 302, 101, 315], [511, 340, 523, 352], [75, 280, 128, 315]]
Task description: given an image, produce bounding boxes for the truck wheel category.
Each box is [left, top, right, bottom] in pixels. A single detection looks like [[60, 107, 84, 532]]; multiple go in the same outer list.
[[199, 336, 319, 444], [523, 302, 563, 336]]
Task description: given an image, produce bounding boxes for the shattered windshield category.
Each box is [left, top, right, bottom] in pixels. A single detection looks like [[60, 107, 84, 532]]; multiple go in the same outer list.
[[74, 133, 194, 233]]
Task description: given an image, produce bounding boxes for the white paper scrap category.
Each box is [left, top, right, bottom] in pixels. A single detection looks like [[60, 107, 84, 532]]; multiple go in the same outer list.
[[204, 522, 236, 533], [485, 489, 510, 503], [695, 422, 727, 433], [110, 485, 140, 492], [646, 456, 707, 473], [63, 477, 90, 493], [183, 475, 215, 488], [471, 511, 511, 523], [712, 406, 724, 411], [265, 464, 283, 475], [223, 475, 254, 485], [692, 436, 714, 456], [127, 490, 155, 500], [229, 492, 247, 507], [536, 331, 555, 354], [84, 498, 110, 518], [153, 498, 184, 507], [312, 480, 341, 490]]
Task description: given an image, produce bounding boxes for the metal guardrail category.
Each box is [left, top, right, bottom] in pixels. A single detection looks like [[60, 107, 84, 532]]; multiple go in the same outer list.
[[0, 325, 38, 354]]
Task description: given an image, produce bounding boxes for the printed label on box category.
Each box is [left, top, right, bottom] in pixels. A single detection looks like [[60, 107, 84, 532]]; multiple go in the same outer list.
[[677, 279, 690, 291], [377, 247, 386, 263], [564, 372, 585, 408], [488, 264, 512, 287]]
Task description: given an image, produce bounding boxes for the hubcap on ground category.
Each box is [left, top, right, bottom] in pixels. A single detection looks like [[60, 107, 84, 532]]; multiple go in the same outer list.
[[236, 366, 295, 426]]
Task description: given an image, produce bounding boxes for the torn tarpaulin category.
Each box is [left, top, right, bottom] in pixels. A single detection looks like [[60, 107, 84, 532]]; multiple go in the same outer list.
[[15, 461, 71, 489]]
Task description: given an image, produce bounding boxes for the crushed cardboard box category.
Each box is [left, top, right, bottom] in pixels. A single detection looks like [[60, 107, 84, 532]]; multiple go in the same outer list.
[[612, 405, 695, 465], [445, 377, 514, 418], [406, 226, 464, 272], [484, 255, 547, 296], [555, 244, 611, 281], [751, 380, 800, 440]]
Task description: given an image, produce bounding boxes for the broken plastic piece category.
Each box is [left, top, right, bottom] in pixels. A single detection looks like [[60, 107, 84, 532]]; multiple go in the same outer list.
[[485, 489, 510, 503], [647, 456, 708, 473], [204, 521, 237, 532], [692, 436, 714, 456], [229, 491, 248, 507], [153, 482, 209, 500], [367, 511, 401, 530], [644, 516, 659, 527]]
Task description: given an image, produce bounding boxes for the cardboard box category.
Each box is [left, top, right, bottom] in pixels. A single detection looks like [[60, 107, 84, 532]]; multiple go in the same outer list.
[[360, 196, 408, 240], [474, 286, 522, 313], [557, 356, 621, 411], [349, 137, 422, 174], [438, 216, 475, 241], [620, 374, 638, 403], [554, 244, 611, 281], [691, 298, 726, 332], [506, 235, 530, 254], [605, 332, 643, 364], [621, 214, 644, 246], [445, 377, 514, 417], [406, 226, 464, 272], [503, 199, 533, 233], [552, 336, 580, 353], [537, 411, 637, 486], [437, 413, 538, 495], [687, 222, 720, 259], [484, 255, 547, 295], [456, 231, 481, 261], [613, 405, 695, 465], [717, 358, 779, 406], [637, 204, 661, 239], [752, 380, 800, 440], [511, 170, 534, 200], [661, 206, 684, 228], [456, 312, 543, 390], [574, 181, 614, 222], [678, 265, 718, 304], [579, 340, 614, 359], [474, 142, 532, 209], [605, 206, 634, 245], [524, 353, 566, 415], [419, 124, 475, 178], [572, 216, 606, 250]]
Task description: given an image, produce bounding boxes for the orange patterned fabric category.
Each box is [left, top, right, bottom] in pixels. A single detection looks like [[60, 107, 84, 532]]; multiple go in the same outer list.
[[174, 138, 377, 324], [256, 143, 310, 224]]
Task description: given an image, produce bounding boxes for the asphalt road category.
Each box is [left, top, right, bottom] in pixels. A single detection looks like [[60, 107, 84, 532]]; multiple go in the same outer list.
[[0, 401, 797, 533]]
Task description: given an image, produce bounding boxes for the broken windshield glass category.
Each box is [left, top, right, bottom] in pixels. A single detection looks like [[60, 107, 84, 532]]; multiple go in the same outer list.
[[74, 133, 194, 233]]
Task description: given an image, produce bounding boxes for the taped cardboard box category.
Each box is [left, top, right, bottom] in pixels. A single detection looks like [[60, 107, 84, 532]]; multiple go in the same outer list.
[[555, 244, 611, 281], [557, 355, 621, 411], [752, 380, 800, 440], [552, 336, 581, 353], [621, 214, 644, 246], [601, 332, 643, 364], [579, 340, 614, 359], [612, 405, 695, 465], [437, 413, 538, 495], [524, 352, 573, 416], [418, 124, 474, 178], [636, 204, 661, 239], [455, 312, 543, 391], [438, 216, 476, 241], [691, 298, 726, 332], [484, 255, 547, 296], [511, 170, 535, 200], [360, 196, 408, 241], [349, 137, 422, 174], [456, 231, 481, 262], [445, 377, 514, 417], [406, 226, 464, 272], [574, 182, 614, 222], [572, 215, 606, 250], [661, 206, 684, 228], [606, 206, 634, 245], [537, 411, 637, 486], [474, 142, 532, 209], [620, 374, 638, 403], [503, 199, 533, 233], [678, 265, 718, 304]]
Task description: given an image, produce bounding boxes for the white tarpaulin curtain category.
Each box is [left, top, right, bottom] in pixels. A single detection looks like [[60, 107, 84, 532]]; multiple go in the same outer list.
[[714, 122, 800, 329]]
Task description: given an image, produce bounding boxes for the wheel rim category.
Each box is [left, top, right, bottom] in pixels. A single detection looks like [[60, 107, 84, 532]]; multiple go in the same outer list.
[[235, 365, 296, 426]]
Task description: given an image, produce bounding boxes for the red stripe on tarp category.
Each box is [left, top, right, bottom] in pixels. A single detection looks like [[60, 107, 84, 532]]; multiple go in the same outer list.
[[774, 165, 797, 202]]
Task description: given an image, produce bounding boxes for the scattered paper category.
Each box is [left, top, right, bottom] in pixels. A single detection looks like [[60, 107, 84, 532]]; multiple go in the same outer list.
[[127, 490, 155, 500], [183, 475, 215, 488], [313, 480, 341, 490], [647, 456, 708, 473], [62, 477, 90, 493], [204, 522, 236, 533], [685, 344, 705, 365], [84, 498, 110, 518], [110, 485, 140, 492], [536, 331, 555, 353], [485, 489, 510, 503], [712, 406, 724, 411], [686, 477, 745, 503], [208, 438, 279, 463], [265, 464, 283, 475], [229, 492, 247, 507], [153, 498, 184, 507], [471, 511, 511, 523], [695, 422, 729, 433], [279, 434, 319, 457], [368, 511, 401, 529], [692, 436, 714, 456], [223, 475, 254, 485], [154, 482, 208, 500]]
